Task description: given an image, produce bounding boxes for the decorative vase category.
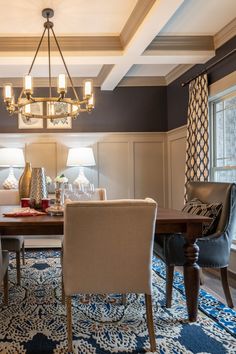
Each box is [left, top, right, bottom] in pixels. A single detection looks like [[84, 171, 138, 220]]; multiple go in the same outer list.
[[30, 167, 48, 208], [19, 162, 32, 199]]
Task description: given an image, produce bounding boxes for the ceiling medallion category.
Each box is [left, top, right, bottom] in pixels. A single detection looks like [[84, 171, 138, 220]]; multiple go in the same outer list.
[[3, 8, 94, 121]]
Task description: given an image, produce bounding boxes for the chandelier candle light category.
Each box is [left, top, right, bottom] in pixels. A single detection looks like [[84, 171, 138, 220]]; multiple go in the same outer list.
[[3, 8, 94, 121]]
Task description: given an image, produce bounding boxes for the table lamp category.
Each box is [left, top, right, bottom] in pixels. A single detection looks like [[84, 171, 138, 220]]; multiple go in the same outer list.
[[0, 148, 25, 189], [67, 147, 95, 185]]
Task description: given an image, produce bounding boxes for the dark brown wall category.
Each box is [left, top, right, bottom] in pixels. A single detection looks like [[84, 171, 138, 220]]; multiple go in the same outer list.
[[0, 36, 234, 134], [0, 86, 167, 133], [167, 36, 236, 131]]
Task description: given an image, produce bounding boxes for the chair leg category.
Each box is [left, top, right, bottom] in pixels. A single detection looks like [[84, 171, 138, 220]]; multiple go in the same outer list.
[[60, 247, 63, 266], [21, 242, 25, 265], [220, 267, 234, 308], [66, 296, 73, 353], [62, 277, 65, 305], [122, 294, 126, 305], [166, 265, 174, 308], [199, 268, 204, 286], [145, 294, 156, 352], [61, 249, 65, 305], [3, 269, 9, 306], [16, 251, 21, 286]]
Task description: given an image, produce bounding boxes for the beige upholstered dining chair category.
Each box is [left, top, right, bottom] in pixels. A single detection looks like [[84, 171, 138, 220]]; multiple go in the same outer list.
[[0, 238, 9, 305], [61, 188, 107, 297], [63, 199, 157, 353], [0, 190, 25, 285]]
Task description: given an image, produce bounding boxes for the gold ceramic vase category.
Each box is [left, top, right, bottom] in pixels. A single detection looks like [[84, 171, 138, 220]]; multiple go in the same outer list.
[[19, 162, 32, 199]]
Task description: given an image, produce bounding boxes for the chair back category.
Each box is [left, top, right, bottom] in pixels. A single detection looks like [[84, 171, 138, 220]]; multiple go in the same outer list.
[[0, 190, 20, 205], [63, 199, 157, 296], [186, 182, 236, 235]]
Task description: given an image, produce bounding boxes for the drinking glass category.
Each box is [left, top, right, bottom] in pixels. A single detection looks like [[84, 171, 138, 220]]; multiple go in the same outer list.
[[82, 183, 94, 199], [64, 183, 73, 201]]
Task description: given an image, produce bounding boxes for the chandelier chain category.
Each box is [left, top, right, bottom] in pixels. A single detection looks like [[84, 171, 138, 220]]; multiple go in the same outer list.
[[47, 26, 52, 98], [28, 27, 47, 76], [51, 27, 79, 101], [19, 27, 47, 101]]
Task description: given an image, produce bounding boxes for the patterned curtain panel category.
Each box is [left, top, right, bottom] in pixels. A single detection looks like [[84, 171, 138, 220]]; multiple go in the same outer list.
[[185, 74, 209, 201]]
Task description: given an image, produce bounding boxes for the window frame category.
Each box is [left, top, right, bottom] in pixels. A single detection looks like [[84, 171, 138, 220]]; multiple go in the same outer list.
[[209, 87, 236, 182], [209, 86, 236, 244]]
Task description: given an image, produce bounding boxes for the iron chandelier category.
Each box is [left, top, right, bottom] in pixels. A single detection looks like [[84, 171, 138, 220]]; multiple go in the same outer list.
[[3, 8, 94, 120]]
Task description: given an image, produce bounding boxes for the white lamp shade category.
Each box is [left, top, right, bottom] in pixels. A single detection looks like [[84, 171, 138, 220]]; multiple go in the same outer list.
[[0, 148, 25, 167], [67, 147, 95, 167]]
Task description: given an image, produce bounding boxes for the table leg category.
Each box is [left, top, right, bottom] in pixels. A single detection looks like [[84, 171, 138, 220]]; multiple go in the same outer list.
[[183, 223, 201, 322]]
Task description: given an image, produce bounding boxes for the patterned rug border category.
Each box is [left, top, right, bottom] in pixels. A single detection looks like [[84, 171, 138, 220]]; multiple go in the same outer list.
[[152, 254, 236, 337]]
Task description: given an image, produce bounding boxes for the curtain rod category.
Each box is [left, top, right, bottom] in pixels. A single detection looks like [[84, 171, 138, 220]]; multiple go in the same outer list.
[[181, 48, 236, 87]]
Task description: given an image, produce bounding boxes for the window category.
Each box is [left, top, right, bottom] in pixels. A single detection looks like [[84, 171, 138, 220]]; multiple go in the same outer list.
[[210, 89, 236, 183], [210, 89, 236, 244]]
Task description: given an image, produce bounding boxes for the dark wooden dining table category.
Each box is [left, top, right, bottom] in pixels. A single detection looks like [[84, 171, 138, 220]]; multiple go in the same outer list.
[[0, 205, 211, 322]]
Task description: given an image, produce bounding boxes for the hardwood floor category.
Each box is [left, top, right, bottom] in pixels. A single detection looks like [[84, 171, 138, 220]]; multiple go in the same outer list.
[[177, 266, 236, 307], [201, 269, 236, 306]]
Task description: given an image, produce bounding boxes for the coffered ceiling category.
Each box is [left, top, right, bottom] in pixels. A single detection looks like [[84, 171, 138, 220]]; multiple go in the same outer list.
[[0, 0, 235, 90]]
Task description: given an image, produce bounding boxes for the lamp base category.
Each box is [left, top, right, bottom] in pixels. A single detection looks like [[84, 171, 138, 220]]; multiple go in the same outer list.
[[3, 166, 19, 190], [73, 167, 89, 186]]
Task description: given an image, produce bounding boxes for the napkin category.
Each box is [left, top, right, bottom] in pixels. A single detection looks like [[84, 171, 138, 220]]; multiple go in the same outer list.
[[3, 208, 46, 217]]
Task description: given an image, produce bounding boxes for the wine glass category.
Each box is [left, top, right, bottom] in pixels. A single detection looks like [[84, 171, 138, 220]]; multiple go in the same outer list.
[[84, 183, 95, 199], [64, 183, 73, 202]]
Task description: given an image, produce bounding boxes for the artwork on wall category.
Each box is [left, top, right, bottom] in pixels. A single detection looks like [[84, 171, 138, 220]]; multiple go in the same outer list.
[[18, 102, 43, 129], [47, 117, 72, 129], [46, 102, 72, 129]]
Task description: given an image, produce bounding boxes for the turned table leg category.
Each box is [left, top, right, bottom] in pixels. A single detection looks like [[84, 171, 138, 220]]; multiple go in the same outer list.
[[183, 223, 201, 322]]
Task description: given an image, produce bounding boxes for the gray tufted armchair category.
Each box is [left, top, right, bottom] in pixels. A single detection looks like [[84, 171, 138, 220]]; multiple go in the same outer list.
[[154, 182, 236, 308]]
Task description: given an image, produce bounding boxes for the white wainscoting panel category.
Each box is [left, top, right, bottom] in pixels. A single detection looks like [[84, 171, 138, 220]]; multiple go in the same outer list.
[[134, 141, 165, 206], [167, 126, 186, 210], [25, 142, 57, 179], [0, 132, 167, 203], [97, 141, 130, 199]]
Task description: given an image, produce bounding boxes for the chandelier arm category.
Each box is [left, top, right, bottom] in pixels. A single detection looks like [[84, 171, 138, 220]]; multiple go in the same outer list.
[[22, 112, 78, 119], [51, 27, 79, 101], [18, 27, 47, 100], [18, 97, 79, 105]]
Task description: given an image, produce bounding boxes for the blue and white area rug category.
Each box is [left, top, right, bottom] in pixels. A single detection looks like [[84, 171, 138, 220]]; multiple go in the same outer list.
[[0, 251, 235, 354]]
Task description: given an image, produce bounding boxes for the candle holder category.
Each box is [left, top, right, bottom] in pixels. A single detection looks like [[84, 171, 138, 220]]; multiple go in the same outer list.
[[46, 182, 64, 215]]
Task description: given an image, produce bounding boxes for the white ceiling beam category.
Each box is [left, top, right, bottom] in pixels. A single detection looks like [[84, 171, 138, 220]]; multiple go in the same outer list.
[[0, 55, 123, 66], [101, 0, 185, 90], [0, 50, 215, 77], [0, 48, 215, 66], [136, 51, 216, 64]]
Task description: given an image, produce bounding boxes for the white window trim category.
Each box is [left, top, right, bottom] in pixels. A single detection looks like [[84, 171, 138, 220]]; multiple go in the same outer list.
[[209, 84, 236, 245]]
